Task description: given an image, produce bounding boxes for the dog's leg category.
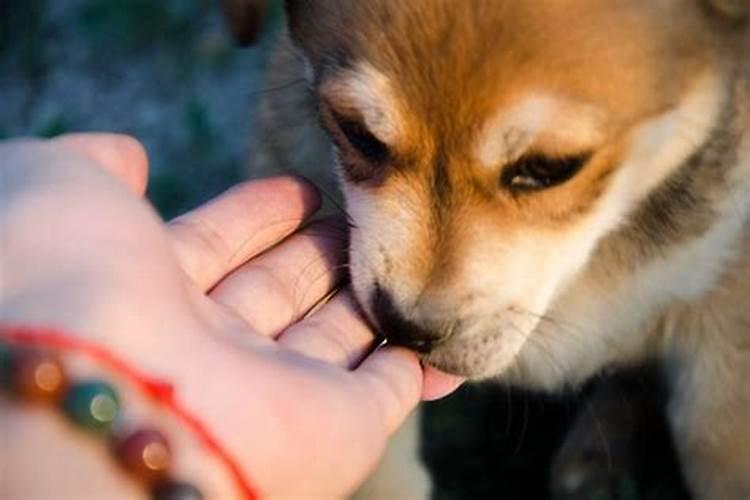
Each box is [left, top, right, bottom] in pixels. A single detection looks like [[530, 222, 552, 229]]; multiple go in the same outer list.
[[352, 408, 431, 500], [550, 377, 642, 500], [667, 333, 750, 499], [549, 369, 689, 500]]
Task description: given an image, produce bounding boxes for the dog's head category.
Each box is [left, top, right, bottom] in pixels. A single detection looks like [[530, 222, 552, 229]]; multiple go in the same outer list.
[[236, 0, 748, 379]]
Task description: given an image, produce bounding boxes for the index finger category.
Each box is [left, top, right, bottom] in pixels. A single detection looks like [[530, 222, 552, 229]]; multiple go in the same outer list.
[[168, 176, 321, 291]]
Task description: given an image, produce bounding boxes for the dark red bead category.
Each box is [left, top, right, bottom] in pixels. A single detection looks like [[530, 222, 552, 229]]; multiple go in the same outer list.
[[114, 428, 172, 483], [11, 349, 67, 402], [152, 480, 204, 500]]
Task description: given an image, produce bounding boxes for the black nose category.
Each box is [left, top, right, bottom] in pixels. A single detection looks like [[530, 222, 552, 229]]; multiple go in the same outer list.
[[371, 285, 448, 353]]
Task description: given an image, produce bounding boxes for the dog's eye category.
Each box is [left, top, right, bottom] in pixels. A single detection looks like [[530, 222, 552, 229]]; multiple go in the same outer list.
[[500, 153, 589, 192], [333, 113, 390, 164]]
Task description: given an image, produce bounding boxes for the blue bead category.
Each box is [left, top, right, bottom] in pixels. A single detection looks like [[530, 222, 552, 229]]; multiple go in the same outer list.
[[62, 380, 120, 432]]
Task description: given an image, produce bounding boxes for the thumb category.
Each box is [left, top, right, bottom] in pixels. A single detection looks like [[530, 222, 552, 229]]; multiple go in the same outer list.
[[52, 133, 149, 196]]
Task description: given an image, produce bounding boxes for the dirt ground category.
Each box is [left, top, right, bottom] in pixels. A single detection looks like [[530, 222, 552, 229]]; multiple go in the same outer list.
[[1, 2, 691, 499]]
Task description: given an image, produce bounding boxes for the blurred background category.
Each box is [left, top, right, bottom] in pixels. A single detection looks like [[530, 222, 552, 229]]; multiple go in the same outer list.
[[0, 0, 282, 218], [0, 1, 691, 499]]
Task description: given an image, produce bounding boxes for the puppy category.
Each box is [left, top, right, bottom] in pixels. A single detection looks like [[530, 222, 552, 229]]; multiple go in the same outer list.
[[231, 1, 750, 498]]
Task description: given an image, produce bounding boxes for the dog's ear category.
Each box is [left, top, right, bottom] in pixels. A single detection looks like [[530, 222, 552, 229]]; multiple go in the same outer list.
[[220, 0, 268, 46], [708, 0, 750, 20]]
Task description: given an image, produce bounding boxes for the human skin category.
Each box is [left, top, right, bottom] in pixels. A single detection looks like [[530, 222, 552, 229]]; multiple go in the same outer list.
[[0, 134, 462, 499]]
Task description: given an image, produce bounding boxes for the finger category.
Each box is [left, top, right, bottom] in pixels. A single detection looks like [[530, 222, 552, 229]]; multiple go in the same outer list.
[[210, 218, 347, 337], [277, 289, 376, 367], [421, 365, 464, 401], [354, 346, 423, 435], [169, 176, 321, 291], [52, 133, 149, 195]]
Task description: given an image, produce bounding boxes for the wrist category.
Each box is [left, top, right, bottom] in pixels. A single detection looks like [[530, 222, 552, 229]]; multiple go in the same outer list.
[[0, 326, 249, 500]]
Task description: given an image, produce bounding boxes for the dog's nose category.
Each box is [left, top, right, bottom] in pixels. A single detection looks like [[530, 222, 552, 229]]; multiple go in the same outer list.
[[371, 285, 449, 353]]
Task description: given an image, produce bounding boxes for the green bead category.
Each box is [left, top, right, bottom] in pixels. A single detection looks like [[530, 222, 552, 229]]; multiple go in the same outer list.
[[63, 380, 120, 432], [0, 342, 13, 391]]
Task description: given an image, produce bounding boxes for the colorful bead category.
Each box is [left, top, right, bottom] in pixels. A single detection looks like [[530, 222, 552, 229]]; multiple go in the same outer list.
[[0, 342, 12, 390], [11, 350, 67, 402], [0, 334, 208, 497], [63, 380, 120, 432], [114, 428, 172, 482], [152, 481, 204, 500]]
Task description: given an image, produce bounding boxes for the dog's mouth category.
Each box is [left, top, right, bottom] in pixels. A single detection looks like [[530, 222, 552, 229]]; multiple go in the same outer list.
[[410, 319, 535, 382], [352, 285, 465, 397], [355, 282, 525, 385]]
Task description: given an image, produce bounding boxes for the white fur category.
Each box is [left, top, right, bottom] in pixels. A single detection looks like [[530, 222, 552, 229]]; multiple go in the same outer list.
[[321, 62, 403, 144], [474, 95, 607, 168]]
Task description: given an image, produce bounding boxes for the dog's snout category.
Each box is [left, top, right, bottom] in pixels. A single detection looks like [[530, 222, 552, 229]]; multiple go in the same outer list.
[[371, 285, 450, 353]]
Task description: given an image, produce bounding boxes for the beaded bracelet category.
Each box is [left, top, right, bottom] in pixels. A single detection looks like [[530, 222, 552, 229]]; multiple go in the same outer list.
[[0, 326, 258, 500]]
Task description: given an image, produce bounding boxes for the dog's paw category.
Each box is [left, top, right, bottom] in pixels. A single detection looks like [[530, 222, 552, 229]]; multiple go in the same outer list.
[[549, 378, 642, 500], [550, 448, 639, 500]]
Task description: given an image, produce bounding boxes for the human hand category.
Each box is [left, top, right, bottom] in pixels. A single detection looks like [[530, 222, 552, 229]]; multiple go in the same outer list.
[[0, 133, 462, 498]]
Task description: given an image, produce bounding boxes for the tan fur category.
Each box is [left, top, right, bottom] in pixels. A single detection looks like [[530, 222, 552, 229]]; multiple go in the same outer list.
[[662, 228, 750, 497], [241, 1, 750, 498]]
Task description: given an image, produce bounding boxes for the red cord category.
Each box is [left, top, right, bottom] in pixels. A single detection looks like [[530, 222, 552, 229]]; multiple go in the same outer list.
[[0, 325, 258, 500]]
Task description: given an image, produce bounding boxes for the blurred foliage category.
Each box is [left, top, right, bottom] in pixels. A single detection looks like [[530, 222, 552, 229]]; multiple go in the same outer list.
[[146, 96, 241, 218], [76, 0, 206, 52], [147, 171, 197, 219], [0, 0, 48, 80], [0, 0, 255, 219], [147, 155, 244, 219], [35, 114, 72, 138], [183, 97, 216, 152]]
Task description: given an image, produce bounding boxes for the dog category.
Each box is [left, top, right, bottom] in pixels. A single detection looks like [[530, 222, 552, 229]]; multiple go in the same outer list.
[[224, 1, 750, 498]]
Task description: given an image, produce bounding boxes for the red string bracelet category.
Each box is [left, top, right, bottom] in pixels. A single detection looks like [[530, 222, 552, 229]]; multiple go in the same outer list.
[[0, 324, 258, 500]]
